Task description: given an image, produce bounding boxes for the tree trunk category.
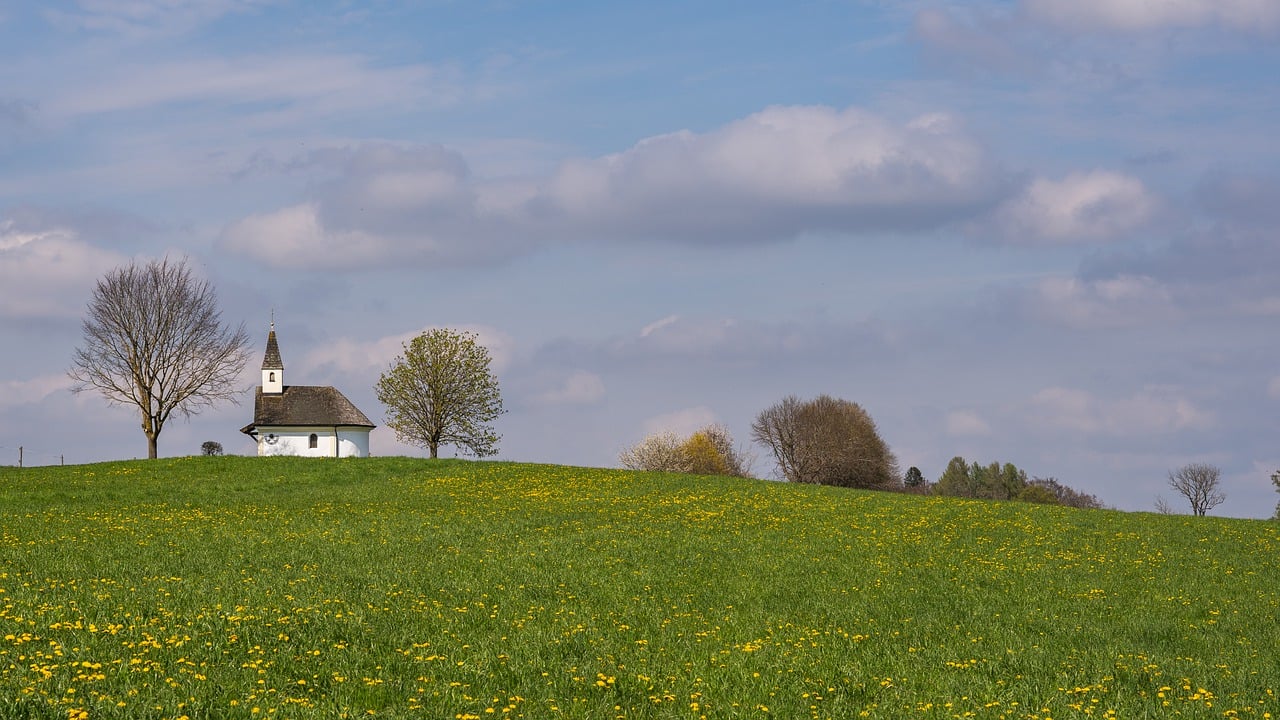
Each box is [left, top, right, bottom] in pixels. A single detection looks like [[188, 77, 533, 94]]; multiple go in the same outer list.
[[429, 442, 438, 459], [147, 434, 158, 459]]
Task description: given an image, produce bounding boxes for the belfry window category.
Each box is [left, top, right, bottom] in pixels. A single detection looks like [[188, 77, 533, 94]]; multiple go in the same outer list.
[[269, 372, 275, 382]]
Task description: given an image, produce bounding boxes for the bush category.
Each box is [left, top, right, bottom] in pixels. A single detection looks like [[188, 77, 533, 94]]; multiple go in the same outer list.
[[619, 425, 753, 478], [201, 441, 223, 456]]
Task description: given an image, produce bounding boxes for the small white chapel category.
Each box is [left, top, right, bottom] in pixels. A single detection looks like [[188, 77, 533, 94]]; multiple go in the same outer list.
[[239, 322, 375, 457]]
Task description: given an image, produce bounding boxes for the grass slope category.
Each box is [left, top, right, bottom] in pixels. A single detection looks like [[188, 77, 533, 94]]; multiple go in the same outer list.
[[1, 457, 1278, 719]]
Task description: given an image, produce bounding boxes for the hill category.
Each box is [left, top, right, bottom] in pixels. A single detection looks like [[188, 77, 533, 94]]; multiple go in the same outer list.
[[1, 457, 1277, 718]]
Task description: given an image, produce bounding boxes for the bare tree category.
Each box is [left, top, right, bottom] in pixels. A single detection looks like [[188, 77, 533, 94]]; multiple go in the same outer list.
[[1154, 495, 1176, 515], [751, 395, 899, 489], [1167, 463, 1226, 517], [69, 257, 250, 459]]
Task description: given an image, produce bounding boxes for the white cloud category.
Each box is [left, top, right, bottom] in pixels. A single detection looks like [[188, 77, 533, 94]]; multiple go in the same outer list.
[[300, 325, 515, 378], [540, 105, 1000, 241], [0, 218, 127, 318], [945, 410, 992, 437], [990, 171, 1156, 244], [1029, 274, 1175, 329], [1029, 386, 1213, 436], [222, 105, 1005, 269], [640, 315, 680, 338], [222, 203, 394, 271], [642, 406, 719, 438], [0, 374, 72, 408], [533, 371, 605, 406], [1024, 0, 1280, 33]]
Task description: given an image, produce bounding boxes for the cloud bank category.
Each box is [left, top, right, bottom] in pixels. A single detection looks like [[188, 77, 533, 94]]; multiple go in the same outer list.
[[222, 105, 1006, 269]]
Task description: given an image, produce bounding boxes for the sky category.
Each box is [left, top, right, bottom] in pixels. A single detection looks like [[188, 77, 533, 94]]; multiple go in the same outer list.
[[2, 0, 1279, 518]]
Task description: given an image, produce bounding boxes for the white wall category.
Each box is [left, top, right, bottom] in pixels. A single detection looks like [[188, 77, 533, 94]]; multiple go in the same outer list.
[[255, 426, 371, 458]]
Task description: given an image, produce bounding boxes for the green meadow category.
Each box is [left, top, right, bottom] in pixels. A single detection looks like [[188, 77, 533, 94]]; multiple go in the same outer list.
[[1, 457, 1277, 719]]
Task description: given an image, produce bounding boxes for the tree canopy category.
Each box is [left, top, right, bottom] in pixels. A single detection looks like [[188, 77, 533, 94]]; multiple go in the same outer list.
[[375, 328, 504, 459], [751, 395, 898, 489], [68, 256, 250, 459]]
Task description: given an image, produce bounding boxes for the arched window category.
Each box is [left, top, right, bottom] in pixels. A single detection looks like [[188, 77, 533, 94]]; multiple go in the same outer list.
[[268, 372, 275, 382], [309, 433, 318, 449]]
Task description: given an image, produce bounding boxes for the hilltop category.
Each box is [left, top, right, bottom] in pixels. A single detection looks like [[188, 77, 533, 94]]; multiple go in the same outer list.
[[1, 457, 1277, 718]]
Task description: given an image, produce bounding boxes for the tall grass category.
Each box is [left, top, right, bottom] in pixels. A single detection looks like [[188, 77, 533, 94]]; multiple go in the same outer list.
[[0, 457, 1277, 718]]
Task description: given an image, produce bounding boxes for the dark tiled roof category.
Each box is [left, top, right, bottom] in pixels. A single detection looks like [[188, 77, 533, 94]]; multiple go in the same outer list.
[[241, 386, 375, 433], [262, 330, 283, 370]]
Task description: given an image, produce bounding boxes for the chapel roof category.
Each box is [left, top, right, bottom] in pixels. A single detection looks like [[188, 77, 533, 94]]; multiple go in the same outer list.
[[241, 386, 375, 433]]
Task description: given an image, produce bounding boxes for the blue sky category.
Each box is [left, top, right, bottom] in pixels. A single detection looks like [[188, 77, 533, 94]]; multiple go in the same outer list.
[[3, 0, 1280, 517]]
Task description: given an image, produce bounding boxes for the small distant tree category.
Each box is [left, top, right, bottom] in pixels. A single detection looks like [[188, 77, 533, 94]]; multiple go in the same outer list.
[[1026, 476, 1104, 510], [68, 257, 251, 459], [375, 329, 504, 459], [1154, 495, 1176, 515], [934, 456, 977, 497], [1017, 483, 1058, 505], [682, 432, 730, 476], [1272, 471, 1280, 521], [751, 395, 898, 489], [620, 425, 753, 478], [619, 431, 691, 474], [1168, 463, 1225, 517], [904, 466, 925, 488], [200, 441, 223, 456]]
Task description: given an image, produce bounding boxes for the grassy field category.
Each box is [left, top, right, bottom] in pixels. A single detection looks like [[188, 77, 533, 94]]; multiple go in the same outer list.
[[0, 457, 1277, 719]]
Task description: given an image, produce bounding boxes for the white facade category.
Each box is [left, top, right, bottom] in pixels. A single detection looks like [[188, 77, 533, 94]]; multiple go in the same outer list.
[[243, 324, 376, 458], [254, 426, 371, 458]]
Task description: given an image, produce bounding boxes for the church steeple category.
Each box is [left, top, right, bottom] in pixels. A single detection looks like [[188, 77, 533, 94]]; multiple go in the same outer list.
[[262, 317, 284, 395]]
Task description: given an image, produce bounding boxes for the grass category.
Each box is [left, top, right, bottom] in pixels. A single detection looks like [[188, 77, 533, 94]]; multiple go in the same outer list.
[[0, 456, 1277, 719]]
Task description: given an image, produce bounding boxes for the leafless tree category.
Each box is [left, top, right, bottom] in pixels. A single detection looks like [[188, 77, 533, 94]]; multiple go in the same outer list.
[[751, 395, 899, 489], [1154, 495, 1176, 515], [1167, 463, 1226, 517], [68, 257, 250, 459]]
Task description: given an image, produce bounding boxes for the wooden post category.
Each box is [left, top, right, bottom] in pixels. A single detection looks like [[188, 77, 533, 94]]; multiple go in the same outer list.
[[18, 446, 22, 469]]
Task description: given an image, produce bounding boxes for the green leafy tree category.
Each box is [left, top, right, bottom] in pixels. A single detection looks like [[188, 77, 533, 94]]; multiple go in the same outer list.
[[990, 462, 1028, 500], [751, 395, 899, 489], [1017, 483, 1059, 504], [68, 257, 250, 459], [934, 456, 976, 497], [375, 329, 504, 459], [200, 441, 223, 456], [904, 466, 926, 488]]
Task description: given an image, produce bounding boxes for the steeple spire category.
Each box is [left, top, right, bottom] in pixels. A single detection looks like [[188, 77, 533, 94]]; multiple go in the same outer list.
[[262, 320, 284, 394]]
